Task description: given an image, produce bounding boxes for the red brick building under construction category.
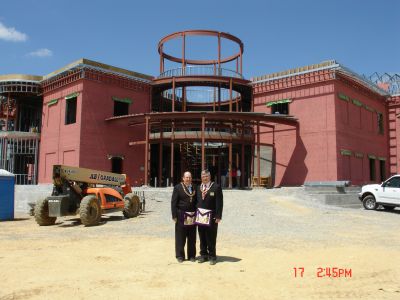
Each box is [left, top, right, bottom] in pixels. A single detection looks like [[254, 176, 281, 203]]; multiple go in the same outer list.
[[0, 30, 399, 187]]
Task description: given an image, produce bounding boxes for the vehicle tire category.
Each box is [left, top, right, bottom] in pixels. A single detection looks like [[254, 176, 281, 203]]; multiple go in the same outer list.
[[80, 195, 101, 226], [123, 193, 140, 218], [382, 205, 396, 211], [34, 198, 56, 226], [362, 195, 377, 210]]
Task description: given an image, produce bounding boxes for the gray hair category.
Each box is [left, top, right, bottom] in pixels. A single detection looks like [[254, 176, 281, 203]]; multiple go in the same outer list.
[[201, 169, 211, 176]]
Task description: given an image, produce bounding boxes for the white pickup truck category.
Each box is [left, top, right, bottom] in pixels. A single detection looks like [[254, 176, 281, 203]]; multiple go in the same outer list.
[[359, 175, 400, 211]]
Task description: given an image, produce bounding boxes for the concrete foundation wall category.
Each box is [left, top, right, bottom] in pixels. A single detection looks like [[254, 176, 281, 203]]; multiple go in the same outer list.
[[14, 184, 53, 213]]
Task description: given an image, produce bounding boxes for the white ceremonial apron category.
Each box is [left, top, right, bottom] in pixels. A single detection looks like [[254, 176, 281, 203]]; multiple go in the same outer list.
[[195, 208, 212, 226]]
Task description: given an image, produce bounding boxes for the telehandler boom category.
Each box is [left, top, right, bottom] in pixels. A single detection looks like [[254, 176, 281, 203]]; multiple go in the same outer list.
[[34, 165, 142, 226]]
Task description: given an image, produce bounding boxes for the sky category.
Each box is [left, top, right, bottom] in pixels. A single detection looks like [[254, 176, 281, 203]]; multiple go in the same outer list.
[[0, 0, 399, 79]]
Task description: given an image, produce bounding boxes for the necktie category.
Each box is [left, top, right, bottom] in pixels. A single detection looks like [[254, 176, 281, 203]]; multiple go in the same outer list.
[[202, 184, 207, 199]]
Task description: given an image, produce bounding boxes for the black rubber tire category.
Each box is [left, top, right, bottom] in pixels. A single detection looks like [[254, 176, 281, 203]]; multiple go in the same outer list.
[[123, 193, 140, 218], [34, 198, 56, 226], [382, 205, 396, 211], [362, 195, 377, 210], [80, 195, 102, 226]]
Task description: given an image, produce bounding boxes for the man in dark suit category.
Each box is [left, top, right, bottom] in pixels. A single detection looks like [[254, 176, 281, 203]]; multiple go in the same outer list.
[[171, 171, 197, 263], [196, 169, 223, 265]]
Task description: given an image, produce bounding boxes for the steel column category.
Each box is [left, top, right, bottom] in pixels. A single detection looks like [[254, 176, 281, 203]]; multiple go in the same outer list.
[[170, 122, 174, 186], [229, 78, 233, 112], [172, 77, 175, 112], [240, 51, 243, 75], [257, 121, 261, 187], [144, 116, 149, 186], [6, 93, 10, 131], [158, 123, 163, 187], [228, 142, 232, 189], [236, 58, 239, 73], [218, 33, 221, 71], [251, 142, 255, 187], [34, 138, 39, 184], [241, 141, 245, 188], [236, 91, 239, 112], [183, 87, 186, 112], [201, 116, 205, 171], [218, 84, 221, 111], [14, 99, 19, 131], [213, 64, 216, 111], [160, 91, 164, 112], [160, 45, 164, 74], [182, 33, 186, 73], [213, 86, 216, 112]]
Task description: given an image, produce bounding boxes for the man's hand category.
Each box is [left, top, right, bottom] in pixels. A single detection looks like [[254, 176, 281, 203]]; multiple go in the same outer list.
[[173, 218, 177, 223], [215, 218, 221, 223]]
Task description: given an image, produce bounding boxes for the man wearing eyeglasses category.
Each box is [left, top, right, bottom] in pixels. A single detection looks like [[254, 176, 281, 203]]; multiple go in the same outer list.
[[196, 169, 223, 265]]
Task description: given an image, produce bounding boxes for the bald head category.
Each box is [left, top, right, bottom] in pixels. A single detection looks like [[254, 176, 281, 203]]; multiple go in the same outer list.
[[182, 171, 192, 186]]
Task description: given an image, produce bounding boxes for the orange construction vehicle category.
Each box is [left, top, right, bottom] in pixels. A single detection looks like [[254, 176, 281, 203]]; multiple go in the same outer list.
[[34, 165, 143, 226]]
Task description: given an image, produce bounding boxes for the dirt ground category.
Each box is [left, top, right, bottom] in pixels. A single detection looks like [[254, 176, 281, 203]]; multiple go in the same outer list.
[[1, 191, 400, 299]]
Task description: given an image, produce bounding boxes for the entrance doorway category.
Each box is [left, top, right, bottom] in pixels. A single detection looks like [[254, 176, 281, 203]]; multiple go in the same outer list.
[[149, 142, 252, 188]]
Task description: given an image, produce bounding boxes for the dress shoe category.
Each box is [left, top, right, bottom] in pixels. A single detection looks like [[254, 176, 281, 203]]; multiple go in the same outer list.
[[198, 256, 208, 263], [176, 257, 184, 263], [189, 257, 196, 262], [209, 259, 217, 265]]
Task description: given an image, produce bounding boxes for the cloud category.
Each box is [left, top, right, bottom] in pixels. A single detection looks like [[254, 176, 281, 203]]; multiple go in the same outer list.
[[27, 48, 53, 57], [0, 22, 28, 42]]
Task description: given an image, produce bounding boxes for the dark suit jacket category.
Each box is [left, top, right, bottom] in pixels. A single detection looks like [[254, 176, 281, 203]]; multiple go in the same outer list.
[[171, 183, 197, 219], [196, 182, 223, 219]]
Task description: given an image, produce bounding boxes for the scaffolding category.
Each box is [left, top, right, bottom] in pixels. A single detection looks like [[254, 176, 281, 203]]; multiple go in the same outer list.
[[0, 132, 39, 184], [0, 76, 42, 185]]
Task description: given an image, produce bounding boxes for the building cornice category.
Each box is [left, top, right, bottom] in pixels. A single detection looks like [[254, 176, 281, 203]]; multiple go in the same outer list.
[[252, 60, 389, 98], [41, 63, 153, 94], [252, 68, 335, 95], [42, 58, 153, 82], [0, 74, 42, 83]]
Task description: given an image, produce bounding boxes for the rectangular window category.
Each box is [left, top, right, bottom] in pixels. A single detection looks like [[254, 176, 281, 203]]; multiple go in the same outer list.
[[111, 157, 123, 174], [379, 160, 386, 182], [271, 102, 289, 115], [377, 113, 384, 135], [114, 101, 129, 116], [65, 97, 77, 125], [369, 158, 376, 181]]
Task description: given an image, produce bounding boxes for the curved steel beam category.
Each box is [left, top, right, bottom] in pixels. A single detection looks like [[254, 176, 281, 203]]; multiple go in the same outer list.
[[158, 30, 244, 66]]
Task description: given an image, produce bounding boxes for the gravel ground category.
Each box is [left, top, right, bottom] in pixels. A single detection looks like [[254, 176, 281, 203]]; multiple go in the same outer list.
[[2, 187, 400, 299], [4, 186, 400, 250]]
